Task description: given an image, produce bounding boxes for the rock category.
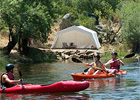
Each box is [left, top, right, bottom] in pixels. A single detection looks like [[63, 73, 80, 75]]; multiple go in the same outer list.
[[73, 54, 80, 58], [61, 52, 65, 59], [59, 13, 72, 30], [64, 54, 70, 59], [75, 50, 80, 54], [86, 51, 94, 55], [65, 51, 72, 56], [96, 25, 106, 32], [79, 54, 86, 59], [61, 52, 70, 60]]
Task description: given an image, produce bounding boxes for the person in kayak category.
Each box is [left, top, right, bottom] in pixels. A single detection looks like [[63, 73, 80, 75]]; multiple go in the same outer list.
[[104, 52, 124, 74], [85, 53, 106, 75], [1, 64, 22, 89]]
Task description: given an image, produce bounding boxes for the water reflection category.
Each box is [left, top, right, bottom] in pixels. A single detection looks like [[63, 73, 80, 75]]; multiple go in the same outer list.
[[0, 93, 89, 100], [89, 78, 121, 91]]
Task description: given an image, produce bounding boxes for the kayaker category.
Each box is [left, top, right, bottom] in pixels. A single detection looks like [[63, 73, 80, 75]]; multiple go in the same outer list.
[[104, 52, 124, 74], [85, 53, 105, 75], [1, 64, 22, 89]]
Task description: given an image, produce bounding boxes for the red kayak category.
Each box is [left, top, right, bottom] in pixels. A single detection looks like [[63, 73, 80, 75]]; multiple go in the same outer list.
[[0, 80, 89, 93]]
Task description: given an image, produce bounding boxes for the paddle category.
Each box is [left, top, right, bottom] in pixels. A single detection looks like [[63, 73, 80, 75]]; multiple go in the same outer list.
[[72, 52, 135, 72], [121, 52, 135, 59], [72, 58, 105, 72], [72, 58, 86, 64], [17, 68, 23, 85]]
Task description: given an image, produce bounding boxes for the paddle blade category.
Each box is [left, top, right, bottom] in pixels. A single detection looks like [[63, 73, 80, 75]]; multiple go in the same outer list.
[[124, 53, 135, 58], [72, 58, 82, 63], [84, 68, 89, 72]]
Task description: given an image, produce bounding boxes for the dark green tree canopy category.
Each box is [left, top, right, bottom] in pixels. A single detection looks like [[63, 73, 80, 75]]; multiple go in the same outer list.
[[0, 0, 56, 42]]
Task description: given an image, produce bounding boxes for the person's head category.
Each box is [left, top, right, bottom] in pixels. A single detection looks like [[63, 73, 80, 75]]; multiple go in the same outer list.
[[5, 64, 15, 73], [111, 51, 117, 59], [94, 53, 100, 61]]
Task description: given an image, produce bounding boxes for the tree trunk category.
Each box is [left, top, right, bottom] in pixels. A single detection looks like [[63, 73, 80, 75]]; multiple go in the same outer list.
[[21, 38, 29, 55], [18, 37, 21, 52], [9, 27, 13, 42], [3, 35, 17, 55], [133, 41, 140, 53]]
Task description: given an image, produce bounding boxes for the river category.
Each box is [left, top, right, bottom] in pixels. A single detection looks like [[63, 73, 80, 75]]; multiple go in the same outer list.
[[0, 59, 140, 100]]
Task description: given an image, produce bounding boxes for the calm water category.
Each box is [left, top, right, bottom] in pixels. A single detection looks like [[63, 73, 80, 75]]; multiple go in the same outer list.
[[0, 59, 140, 100]]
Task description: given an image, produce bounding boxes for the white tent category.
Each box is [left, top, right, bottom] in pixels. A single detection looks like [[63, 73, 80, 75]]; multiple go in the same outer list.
[[51, 26, 101, 49]]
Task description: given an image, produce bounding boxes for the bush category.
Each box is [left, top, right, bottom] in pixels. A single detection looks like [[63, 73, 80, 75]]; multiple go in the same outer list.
[[73, 14, 96, 30], [117, 1, 140, 52], [0, 51, 8, 69]]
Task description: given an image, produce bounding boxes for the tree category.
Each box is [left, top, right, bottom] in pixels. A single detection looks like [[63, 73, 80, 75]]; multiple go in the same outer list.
[[75, 0, 114, 19], [0, 0, 56, 55], [117, 1, 140, 52]]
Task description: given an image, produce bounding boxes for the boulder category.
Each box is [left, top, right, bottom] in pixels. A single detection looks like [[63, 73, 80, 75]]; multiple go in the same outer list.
[[59, 13, 72, 30]]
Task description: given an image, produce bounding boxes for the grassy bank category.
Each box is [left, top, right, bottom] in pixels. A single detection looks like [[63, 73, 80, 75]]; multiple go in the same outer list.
[[101, 44, 132, 59]]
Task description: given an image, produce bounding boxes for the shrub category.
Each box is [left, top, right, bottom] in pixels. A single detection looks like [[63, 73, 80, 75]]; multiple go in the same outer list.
[[117, 1, 140, 52]]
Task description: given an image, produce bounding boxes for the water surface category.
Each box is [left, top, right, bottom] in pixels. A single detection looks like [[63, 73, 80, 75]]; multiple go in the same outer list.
[[0, 59, 139, 100]]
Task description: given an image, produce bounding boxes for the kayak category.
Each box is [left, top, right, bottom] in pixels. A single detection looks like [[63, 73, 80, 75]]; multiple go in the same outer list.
[[0, 80, 89, 93], [71, 70, 127, 81], [116, 70, 127, 75], [71, 72, 116, 81]]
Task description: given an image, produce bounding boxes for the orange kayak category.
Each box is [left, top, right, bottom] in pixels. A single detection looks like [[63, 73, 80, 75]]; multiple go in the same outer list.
[[71, 70, 127, 81], [116, 70, 127, 75], [71, 72, 116, 81]]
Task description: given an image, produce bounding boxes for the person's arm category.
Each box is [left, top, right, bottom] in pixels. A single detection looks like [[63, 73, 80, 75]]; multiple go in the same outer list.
[[85, 63, 90, 67], [104, 60, 111, 67], [85, 62, 94, 67], [3, 75, 22, 84], [89, 62, 94, 66], [119, 59, 124, 66]]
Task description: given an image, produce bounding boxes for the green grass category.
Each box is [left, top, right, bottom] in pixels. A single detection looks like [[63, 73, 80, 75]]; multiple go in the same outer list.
[[101, 44, 131, 60]]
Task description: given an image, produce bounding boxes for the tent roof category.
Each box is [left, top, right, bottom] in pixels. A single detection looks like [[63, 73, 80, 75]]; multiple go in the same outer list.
[[57, 25, 97, 35]]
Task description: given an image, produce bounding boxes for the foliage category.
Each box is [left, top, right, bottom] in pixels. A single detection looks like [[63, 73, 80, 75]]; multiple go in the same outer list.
[[117, 1, 140, 52], [0, 51, 8, 68], [54, 0, 123, 31], [0, 0, 56, 43], [73, 15, 96, 30], [62, 0, 122, 19], [76, 0, 114, 19], [27, 48, 57, 63]]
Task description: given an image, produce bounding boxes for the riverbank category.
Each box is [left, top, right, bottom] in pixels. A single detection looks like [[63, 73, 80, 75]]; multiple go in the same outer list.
[[0, 43, 139, 66], [0, 28, 139, 66]]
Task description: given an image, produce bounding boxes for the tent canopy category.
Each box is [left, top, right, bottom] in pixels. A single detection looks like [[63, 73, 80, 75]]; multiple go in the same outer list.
[[51, 26, 101, 49]]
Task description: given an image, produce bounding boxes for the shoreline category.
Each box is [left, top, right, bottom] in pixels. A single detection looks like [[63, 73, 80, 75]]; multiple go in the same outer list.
[[0, 32, 139, 66]]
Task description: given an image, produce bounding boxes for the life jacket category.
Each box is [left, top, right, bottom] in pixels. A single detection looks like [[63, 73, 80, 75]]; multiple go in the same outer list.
[[1, 73, 15, 88], [92, 61, 104, 70], [110, 59, 120, 69]]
